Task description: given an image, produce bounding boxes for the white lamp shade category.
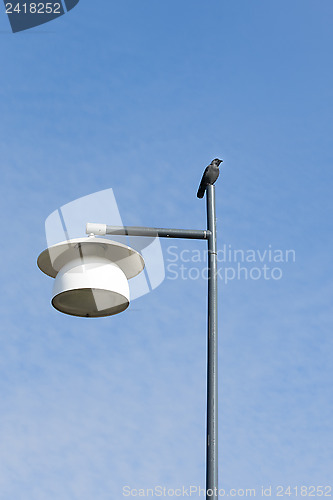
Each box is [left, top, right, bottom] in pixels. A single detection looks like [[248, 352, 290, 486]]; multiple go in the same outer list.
[[52, 256, 130, 317], [37, 237, 145, 318]]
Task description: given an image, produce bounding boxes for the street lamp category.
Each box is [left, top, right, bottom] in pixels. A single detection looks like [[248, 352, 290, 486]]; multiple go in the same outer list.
[[37, 179, 219, 500], [37, 237, 144, 317]]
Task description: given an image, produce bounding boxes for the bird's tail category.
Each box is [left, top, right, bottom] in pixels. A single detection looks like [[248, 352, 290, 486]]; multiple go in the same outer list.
[[197, 185, 205, 198]]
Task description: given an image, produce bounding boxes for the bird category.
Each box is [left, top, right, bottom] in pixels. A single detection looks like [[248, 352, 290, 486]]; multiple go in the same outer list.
[[197, 158, 223, 198]]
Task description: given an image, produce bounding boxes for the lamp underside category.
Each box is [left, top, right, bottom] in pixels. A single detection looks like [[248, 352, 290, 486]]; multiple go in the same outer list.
[[52, 288, 129, 318]]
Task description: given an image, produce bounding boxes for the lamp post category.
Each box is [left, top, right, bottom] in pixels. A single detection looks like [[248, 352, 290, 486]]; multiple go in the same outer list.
[[37, 180, 219, 500]]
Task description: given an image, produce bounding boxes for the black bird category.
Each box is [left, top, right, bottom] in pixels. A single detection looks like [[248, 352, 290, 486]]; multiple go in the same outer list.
[[197, 158, 223, 198]]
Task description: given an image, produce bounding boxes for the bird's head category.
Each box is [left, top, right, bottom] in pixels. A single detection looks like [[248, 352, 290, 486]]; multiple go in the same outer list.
[[212, 158, 223, 167]]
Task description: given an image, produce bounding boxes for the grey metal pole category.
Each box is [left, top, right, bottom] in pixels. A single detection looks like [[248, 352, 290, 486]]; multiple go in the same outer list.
[[105, 225, 209, 240], [206, 184, 218, 499], [87, 184, 219, 495]]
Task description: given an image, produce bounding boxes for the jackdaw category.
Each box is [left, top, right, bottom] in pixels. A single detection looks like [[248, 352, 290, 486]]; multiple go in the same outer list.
[[197, 158, 223, 198]]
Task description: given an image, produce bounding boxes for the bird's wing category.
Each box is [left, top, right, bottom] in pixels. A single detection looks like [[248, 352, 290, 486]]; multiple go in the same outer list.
[[197, 166, 210, 198]]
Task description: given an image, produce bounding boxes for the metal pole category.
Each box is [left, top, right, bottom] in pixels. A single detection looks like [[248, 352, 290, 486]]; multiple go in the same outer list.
[[87, 184, 219, 496], [206, 184, 218, 499], [106, 225, 209, 240], [86, 223, 209, 240]]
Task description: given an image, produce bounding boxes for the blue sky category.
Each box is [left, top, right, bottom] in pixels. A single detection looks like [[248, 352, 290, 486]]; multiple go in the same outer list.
[[0, 0, 332, 498]]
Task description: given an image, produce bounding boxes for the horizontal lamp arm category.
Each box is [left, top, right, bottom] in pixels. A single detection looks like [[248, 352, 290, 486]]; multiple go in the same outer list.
[[86, 223, 210, 240]]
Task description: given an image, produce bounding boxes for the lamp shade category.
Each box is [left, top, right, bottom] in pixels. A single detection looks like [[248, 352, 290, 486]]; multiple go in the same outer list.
[[37, 237, 145, 317]]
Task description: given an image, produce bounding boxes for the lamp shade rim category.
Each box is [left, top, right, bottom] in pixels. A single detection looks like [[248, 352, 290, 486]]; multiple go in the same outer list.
[[37, 237, 145, 280]]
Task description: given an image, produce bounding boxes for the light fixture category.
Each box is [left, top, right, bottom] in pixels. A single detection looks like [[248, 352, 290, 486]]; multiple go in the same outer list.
[[37, 166, 220, 500], [37, 236, 145, 317]]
